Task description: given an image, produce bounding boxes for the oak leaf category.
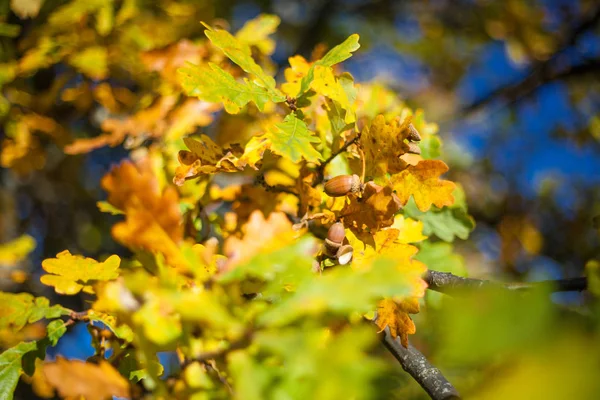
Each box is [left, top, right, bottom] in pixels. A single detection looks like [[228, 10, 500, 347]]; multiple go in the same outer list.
[[102, 161, 187, 269], [223, 210, 297, 270], [235, 14, 280, 55], [297, 34, 360, 96], [392, 215, 428, 244], [41, 251, 120, 295], [43, 358, 130, 400], [340, 182, 401, 232], [266, 113, 322, 163], [376, 297, 420, 347], [203, 23, 282, 99], [281, 55, 311, 96], [354, 114, 413, 182], [0, 292, 69, 331], [389, 159, 455, 211], [140, 39, 208, 85]]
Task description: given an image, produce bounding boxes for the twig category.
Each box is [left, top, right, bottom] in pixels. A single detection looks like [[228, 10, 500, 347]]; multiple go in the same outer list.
[[424, 270, 587, 295], [381, 327, 461, 400]]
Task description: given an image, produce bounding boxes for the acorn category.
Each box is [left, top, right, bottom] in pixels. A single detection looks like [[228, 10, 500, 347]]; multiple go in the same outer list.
[[324, 174, 362, 197], [324, 222, 345, 256], [407, 123, 421, 142], [406, 142, 421, 155]]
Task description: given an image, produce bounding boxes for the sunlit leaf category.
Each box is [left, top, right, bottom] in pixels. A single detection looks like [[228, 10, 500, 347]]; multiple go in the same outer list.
[[298, 34, 360, 95], [41, 251, 120, 295], [376, 298, 419, 347], [390, 159, 455, 211]]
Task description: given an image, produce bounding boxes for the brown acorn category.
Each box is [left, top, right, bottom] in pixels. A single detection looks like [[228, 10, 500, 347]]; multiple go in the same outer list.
[[407, 142, 421, 155], [324, 174, 362, 197], [324, 222, 345, 256], [407, 123, 421, 142]]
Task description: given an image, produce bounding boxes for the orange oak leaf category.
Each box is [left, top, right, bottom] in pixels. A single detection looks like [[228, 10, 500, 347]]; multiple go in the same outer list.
[[43, 357, 130, 400], [140, 39, 209, 85], [101, 161, 187, 269], [223, 210, 297, 270], [376, 297, 420, 347], [65, 96, 219, 154], [340, 182, 401, 232], [390, 159, 455, 212]]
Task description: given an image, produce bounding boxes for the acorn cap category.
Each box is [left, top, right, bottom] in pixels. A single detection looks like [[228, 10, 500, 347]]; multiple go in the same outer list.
[[336, 245, 354, 265], [407, 142, 421, 155], [407, 123, 421, 142]]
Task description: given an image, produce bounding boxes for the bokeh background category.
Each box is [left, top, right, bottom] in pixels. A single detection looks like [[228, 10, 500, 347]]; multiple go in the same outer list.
[[1, 0, 599, 399]]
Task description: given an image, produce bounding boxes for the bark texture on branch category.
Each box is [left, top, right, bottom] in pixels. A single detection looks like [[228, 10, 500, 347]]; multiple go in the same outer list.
[[382, 327, 461, 400], [424, 270, 588, 295]]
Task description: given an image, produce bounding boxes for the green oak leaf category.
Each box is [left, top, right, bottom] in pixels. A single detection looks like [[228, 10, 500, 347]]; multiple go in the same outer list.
[[178, 62, 277, 113], [416, 241, 466, 276], [403, 186, 475, 242], [0, 292, 70, 331], [0, 341, 38, 400], [266, 113, 322, 163], [203, 22, 284, 101]]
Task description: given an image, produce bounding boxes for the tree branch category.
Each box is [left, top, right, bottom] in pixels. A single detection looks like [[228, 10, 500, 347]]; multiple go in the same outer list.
[[424, 270, 588, 295], [381, 327, 461, 400], [461, 4, 600, 113]]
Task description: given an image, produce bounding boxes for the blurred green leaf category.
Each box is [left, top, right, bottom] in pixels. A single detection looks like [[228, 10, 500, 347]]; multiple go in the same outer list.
[[0, 23, 20, 38], [244, 325, 385, 400], [259, 257, 423, 326], [416, 241, 466, 276], [437, 286, 555, 364], [0, 292, 70, 331]]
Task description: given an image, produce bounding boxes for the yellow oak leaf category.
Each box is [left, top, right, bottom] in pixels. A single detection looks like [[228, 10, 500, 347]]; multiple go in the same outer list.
[[0, 235, 35, 267], [41, 251, 120, 295], [347, 229, 428, 298], [392, 215, 428, 244], [376, 297, 420, 347], [281, 55, 311, 97], [235, 14, 280, 55], [390, 159, 456, 212], [43, 358, 130, 400], [353, 114, 413, 182], [310, 65, 352, 113]]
